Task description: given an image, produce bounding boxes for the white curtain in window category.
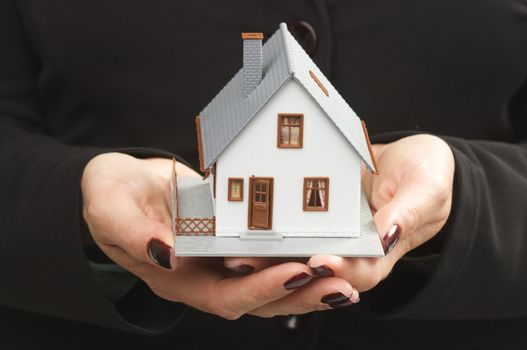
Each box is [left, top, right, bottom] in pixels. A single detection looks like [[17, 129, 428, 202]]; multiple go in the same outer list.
[[306, 179, 313, 207], [281, 125, 289, 144], [305, 179, 326, 208], [290, 126, 300, 145], [318, 180, 326, 207]]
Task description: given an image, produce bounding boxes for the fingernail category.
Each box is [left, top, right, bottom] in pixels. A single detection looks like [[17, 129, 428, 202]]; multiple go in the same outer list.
[[311, 264, 334, 277], [147, 238, 172, 269], [230, 264, 254, 273], [382, 224, 401, 254], [321, 292, 350, 304], [284, 272, 314, 290], [329, 299, 355, 309]]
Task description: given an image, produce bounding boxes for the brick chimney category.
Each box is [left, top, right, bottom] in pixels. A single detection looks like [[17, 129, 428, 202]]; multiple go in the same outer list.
[[242, 32, 264, 97]]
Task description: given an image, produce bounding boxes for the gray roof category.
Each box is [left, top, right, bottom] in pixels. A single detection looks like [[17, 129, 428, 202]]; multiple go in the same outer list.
[[199, 23, 377, 173]]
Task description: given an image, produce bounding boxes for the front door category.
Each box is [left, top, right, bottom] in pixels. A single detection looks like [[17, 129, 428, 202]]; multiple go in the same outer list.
[[248, 177, 273, 230]]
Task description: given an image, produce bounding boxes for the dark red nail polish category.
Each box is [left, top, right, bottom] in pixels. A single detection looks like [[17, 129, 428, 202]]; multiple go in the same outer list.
[[329, 299, 355, 309], [284, 272, 314, 290], [147, 238, 172, 269], [382, 224, 401, 254], [311, 264, 334, 277], [231, 264, 254, 273], [321, 292, 349, 304]]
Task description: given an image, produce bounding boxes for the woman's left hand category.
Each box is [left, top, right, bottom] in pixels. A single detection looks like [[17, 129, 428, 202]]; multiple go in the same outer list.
[[225, 134, 455, 302]]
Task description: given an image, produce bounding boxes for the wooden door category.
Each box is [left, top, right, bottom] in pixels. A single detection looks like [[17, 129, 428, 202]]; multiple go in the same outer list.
[[248, 177, 273, 230]]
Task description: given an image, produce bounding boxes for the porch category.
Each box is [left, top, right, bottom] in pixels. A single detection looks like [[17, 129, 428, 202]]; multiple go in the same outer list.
[[171, 160, 216, 236]]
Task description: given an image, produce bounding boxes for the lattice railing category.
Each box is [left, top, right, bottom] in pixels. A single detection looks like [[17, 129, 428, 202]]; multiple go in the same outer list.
[[175, 217, 215, 236]]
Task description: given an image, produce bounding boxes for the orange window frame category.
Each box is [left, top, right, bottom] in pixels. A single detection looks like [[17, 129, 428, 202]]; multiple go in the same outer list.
[[277, 113, 304, 148], [228, 178, 244, 201], [303, 177, 329, 211]]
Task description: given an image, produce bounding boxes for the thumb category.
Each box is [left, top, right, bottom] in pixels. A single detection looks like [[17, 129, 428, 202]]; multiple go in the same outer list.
[[143, 219, 178, 270], [120, 216, 178, 270], [373, 175, 442, 256], [373, 198, 416, 255], [92, 198, 178, 270]]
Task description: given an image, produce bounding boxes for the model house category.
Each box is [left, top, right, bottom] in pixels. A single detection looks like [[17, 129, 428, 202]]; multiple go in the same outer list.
[[172, 23, 381, 256]]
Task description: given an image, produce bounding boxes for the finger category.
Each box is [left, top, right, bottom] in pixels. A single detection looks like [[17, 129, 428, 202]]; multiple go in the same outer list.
[[223, 256, 308, 273], [175, 262, 315, 320], [307, 252, 407, 292], [371, 149, 453, 254], [249, 277, 359, 318], [87, 191, 178, 270], [106, 256, 315, 321], [373, 176, 449, 254], [374, 201, 411, 254], [102, 251, 230, 308]]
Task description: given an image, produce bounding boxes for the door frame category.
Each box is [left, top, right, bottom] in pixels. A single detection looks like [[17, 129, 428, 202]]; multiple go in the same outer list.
[[247, 176, 274, 230]]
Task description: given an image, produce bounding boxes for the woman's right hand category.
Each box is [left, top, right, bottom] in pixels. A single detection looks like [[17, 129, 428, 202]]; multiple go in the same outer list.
[[81, 153, 358, 319]]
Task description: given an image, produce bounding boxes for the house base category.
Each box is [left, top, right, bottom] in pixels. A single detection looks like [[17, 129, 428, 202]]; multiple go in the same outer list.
[[174, 232, 383, 257]]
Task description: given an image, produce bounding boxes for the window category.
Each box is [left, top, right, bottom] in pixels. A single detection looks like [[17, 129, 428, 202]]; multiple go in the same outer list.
[[253, 181, 268, 203], [303, 177, 329, 211], [278, 114, 303, 148], [228, 178, 244, 201]]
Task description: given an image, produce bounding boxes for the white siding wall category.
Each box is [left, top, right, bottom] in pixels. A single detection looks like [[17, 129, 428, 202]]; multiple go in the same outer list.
[[215, 79, 361, 237]]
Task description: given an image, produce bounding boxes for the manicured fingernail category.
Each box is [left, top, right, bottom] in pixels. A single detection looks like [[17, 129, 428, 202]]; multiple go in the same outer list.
[[382, 224, 401, 254], [147, 238, 172, 269], [321, 292, 350, 304], [284, 272, 314, 290], [329, 299, 355, 309], [311, 264, 334, 277], [230, 264, 255, 273]]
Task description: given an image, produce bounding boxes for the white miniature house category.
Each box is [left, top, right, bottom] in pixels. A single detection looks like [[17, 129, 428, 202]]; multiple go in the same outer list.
[[172, 23, 383, 257]]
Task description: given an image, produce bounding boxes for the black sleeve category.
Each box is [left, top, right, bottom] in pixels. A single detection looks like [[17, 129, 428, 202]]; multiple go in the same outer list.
[[0, 0, 186, 333], [360, 79, 527, 319]]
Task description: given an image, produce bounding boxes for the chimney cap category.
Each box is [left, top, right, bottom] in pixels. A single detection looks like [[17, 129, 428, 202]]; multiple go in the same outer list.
[[242, 32, 264, 40]]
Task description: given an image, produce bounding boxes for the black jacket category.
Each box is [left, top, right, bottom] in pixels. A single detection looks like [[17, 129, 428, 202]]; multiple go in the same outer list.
[[1, 1, 527, 349]]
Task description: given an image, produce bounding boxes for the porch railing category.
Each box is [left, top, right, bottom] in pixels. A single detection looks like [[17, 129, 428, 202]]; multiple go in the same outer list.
[[175, 217, 216, 236]]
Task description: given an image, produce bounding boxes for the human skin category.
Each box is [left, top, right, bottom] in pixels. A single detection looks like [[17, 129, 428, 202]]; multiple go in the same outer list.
[[81, 134, 454, 318]]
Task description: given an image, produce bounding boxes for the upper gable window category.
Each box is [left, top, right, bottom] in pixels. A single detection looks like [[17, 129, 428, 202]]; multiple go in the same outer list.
[[277, 114, 303, 148]]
